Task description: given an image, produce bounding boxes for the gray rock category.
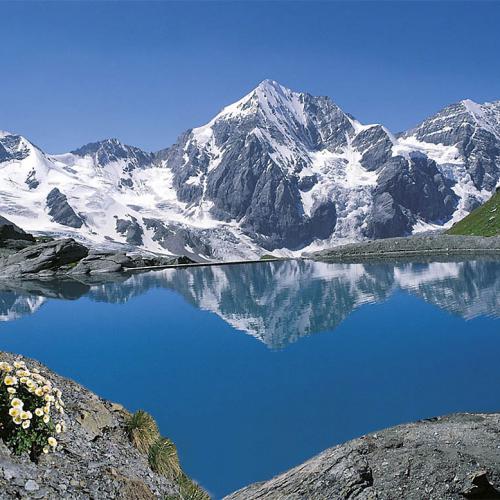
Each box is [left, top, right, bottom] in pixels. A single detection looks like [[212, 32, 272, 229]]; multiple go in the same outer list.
[[46, 188, 84, 228], [0, 239, 89, 278], [0, 215, 36, 251], [68, 251, 133, 275], [365, 155, 458, 238], [115, 217, 144, 246], [24, 479, 39, 492], [352, 124, 393, 171], [0, 134, 31, 163], [225, 413, 500, 500]]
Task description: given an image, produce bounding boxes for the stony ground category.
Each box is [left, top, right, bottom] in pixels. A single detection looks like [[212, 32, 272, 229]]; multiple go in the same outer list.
[[309, 234, 500, 262], [0, 352, 181, 499], [225, 413, 500, 500]]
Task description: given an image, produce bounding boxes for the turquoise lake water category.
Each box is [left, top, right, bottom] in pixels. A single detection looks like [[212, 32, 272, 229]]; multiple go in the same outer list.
[[0, 259, 499, 498]]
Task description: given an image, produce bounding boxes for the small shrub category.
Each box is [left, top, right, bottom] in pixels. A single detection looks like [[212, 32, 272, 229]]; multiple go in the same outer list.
[[178, 474, 211, 500], [148, 436, 182, 480], [126, 410, 159, 454], [0, 358, 66, 459]]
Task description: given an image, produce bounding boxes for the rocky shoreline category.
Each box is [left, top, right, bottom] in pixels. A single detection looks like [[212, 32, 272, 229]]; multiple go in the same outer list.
[[309, 234, 500, 263], [225, 413, 500, 500], [3, 358, 500, 500], [0, 352, 203, 499], [0, 216, 193, 279]]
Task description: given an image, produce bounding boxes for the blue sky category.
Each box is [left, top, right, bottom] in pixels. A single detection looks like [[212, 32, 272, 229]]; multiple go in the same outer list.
[[1, 1, 499, 153]]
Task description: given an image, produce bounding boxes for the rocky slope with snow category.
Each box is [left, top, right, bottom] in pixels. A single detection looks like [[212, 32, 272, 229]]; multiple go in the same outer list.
[[1, 82, 499, 259]]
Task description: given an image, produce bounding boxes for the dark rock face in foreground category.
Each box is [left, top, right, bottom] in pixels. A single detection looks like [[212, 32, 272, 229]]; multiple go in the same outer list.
[[225, 413, 500, 500], [309, 234, 500, 262], [0, 352, 179, 499]]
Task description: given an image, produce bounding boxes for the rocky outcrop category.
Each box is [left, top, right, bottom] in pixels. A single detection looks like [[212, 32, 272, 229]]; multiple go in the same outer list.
[[364, 155, 458, 239], [0, 220, 195, 278], [0, 215, 35, 251], [0, 352, 186, 499], [46, 188, 84, 229], [309, 234, 500, 262], [0, 239, 89, 278], [225, 413, 500, 500], [115, 217, 144, 246]]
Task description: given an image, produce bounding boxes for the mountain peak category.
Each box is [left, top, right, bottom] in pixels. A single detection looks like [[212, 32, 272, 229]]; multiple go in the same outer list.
[[70, 138, 152, 167], [255, 79, 285, 93]]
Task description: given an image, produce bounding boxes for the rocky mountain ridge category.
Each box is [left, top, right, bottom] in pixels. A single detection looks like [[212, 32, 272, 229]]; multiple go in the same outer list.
[[1, 82, 499, 259]]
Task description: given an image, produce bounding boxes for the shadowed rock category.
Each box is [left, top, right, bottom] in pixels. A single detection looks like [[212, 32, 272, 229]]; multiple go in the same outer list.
[[0, 215, 36, 251]]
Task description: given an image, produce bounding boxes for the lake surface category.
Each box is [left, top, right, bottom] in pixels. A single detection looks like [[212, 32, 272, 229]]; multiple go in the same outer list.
[[0, 259, 499, 498]]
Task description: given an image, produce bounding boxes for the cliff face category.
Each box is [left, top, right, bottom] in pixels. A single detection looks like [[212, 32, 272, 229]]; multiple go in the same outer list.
[[0, 352, 184, 499], [225, 413, 500, 500]]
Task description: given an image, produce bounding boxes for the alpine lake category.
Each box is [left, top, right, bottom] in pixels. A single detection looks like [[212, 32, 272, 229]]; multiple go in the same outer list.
[[0, 258, 499, 498]]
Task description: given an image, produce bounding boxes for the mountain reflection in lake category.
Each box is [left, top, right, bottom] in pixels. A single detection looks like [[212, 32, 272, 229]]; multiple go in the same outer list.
[[0, 259, 499, 498], [1, 259, 499, 347]]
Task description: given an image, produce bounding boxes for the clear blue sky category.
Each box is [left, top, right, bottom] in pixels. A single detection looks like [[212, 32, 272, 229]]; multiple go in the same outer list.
[[1, 1, 499, 153]]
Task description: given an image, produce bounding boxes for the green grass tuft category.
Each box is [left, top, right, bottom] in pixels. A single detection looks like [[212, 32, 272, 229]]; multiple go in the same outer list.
[[125, 410, 160, 454], [178, 474, 211, 500], [148, 437, 182, 480], [447, 190, 500, 237]]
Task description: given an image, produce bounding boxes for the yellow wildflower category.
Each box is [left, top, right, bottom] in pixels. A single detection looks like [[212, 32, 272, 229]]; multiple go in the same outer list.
[[11, 398, 23, 407], [35, 408, 44, 417], [22, 420, 30, 430], [47, 437, 57, 448], [4, 376, 17, 386]]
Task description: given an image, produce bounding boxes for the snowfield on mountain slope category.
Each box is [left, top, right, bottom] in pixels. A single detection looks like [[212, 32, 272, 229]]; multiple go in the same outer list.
[[0, 80, 499, 259]]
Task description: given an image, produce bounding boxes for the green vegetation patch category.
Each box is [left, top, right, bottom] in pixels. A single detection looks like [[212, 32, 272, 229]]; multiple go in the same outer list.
[[125, 410, 160, 454], [260, 254, 278, 260], [127, 410, 210, 498], [447, 190, 500, 237], [148, 436, 182, 480]]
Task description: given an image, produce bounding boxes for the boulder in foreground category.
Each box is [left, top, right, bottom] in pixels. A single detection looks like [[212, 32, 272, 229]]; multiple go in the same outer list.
[[225, 413, 500, 500]]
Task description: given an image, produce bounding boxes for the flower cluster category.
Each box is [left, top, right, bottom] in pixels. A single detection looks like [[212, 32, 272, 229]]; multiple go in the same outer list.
[[0, 359, 66, 458]]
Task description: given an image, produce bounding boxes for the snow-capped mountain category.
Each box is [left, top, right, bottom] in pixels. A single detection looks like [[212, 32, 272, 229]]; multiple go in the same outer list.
[[0, 81, 499, 259]]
